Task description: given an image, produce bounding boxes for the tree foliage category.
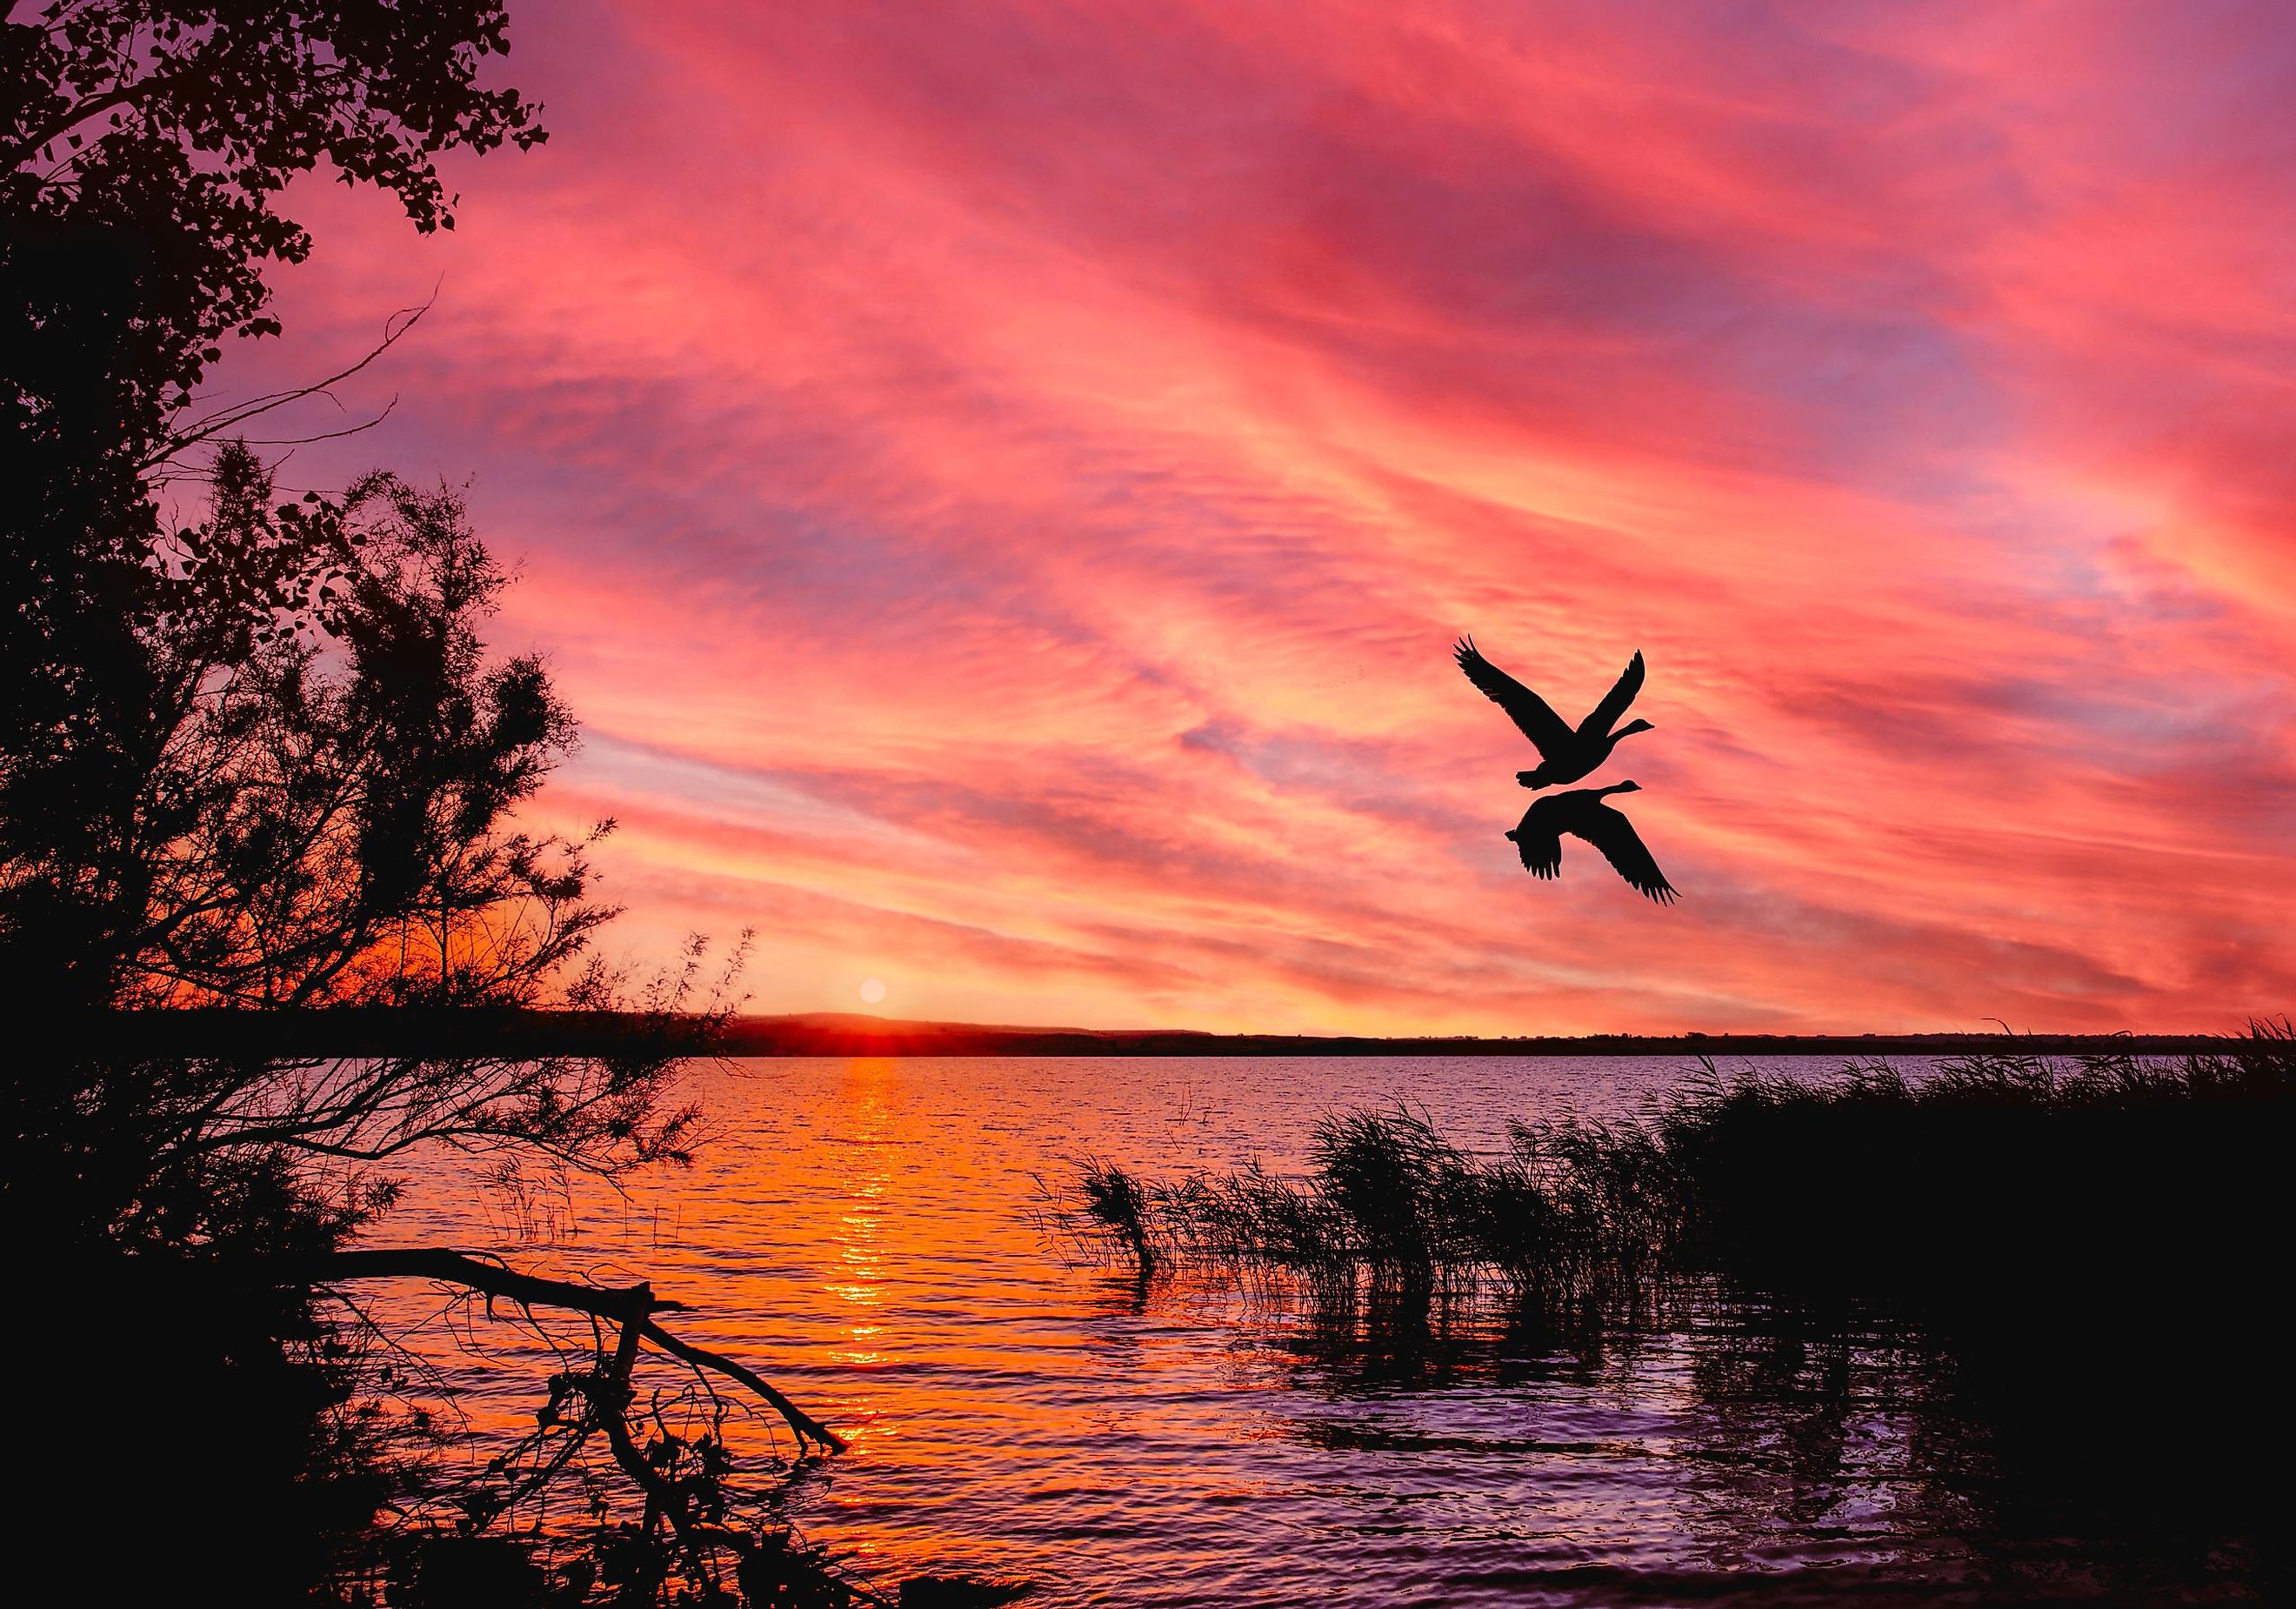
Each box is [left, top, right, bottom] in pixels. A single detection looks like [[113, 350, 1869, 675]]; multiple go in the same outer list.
[[2, 1, 546, 1008], [3, 0, 543, 472], [7, 442, 622, 1008], [0, 442, 785, 1601], [190, 457, 607, 995]]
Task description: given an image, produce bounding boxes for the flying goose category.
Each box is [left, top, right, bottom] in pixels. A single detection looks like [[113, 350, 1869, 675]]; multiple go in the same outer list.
[[1454, 637, 1652, 789], [1506, 781, 1679, 904]]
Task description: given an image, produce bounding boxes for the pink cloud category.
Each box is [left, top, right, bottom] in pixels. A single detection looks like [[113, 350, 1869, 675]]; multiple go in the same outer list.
[[200, 0, 2296, 1031]]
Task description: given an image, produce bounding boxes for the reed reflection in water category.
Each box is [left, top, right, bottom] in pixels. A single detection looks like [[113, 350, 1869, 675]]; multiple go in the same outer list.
[[373, 1056, 2273, 1606]]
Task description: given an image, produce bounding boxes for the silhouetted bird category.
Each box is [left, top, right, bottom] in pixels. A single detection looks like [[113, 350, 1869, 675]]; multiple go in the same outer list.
[[1454, 637, 1652, 788], [1507, 781, 1679, 904]]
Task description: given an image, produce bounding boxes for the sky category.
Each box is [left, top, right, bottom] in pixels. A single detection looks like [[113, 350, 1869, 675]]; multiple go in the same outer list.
[[210, 0, 2296, 1033]]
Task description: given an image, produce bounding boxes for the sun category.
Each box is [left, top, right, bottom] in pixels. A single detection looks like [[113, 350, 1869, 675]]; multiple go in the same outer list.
[[858, 978, 887, 1005]]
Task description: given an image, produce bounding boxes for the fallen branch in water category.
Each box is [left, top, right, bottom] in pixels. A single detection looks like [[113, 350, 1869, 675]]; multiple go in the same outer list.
[[291, 1250, 1036, 1605], [303, 1246, 845, 1453]]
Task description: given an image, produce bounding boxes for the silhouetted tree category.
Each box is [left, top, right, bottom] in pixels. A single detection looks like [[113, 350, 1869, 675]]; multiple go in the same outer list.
[[4, 0, 545, 1007], [1, 10, 898, 1603], [0, 444, 858, 1604], [6, 438, 715, 1213]]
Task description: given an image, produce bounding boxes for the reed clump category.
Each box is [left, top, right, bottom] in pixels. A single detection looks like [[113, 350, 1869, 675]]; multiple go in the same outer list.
[[1068, 1103, 1692, 1322], [1066, 1019, 2296, 1337]]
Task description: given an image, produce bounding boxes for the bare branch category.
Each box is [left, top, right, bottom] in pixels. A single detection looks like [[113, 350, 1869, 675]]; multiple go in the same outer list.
[[145, 297, 436, 471], [303, 1247, 847, 1454], [639, 1318, 849, 1455]]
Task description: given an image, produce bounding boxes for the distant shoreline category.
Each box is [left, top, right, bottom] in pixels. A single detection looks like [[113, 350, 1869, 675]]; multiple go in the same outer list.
[[77, 1008, 2237, 1059]]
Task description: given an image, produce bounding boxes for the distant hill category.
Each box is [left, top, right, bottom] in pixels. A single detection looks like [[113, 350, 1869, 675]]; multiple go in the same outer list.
[[75, 1006, 2231, 1059], [716, 1015, 2230, 1058]]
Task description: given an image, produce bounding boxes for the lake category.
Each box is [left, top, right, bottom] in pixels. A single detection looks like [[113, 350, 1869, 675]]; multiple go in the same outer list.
[[378, 1055, 2264, 1606]]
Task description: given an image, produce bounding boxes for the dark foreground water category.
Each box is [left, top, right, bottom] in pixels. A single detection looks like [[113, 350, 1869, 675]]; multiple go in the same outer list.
[[378, 1057, 2269, 1605]]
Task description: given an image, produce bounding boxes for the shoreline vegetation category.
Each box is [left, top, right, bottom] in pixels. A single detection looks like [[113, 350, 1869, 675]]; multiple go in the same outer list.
[[63, 1007, 2238, 1059], [1052, 1025, 2295, 1597], [1060, 1022, 2293, 1311]]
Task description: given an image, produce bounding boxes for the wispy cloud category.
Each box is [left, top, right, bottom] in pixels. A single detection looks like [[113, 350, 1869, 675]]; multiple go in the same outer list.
[[210, 0, 2296, 1030]]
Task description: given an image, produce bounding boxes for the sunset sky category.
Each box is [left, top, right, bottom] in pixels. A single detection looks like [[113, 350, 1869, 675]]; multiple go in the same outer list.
[[211, 0, 2296, 1033]]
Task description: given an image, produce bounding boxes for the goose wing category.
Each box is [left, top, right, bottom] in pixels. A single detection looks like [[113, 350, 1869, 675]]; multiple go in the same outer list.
[[1581, 650, 1645, 737], [1574, 802, 1678, 905], [1455, 638, 1572, 755], [1508, 801, 1564, 878]]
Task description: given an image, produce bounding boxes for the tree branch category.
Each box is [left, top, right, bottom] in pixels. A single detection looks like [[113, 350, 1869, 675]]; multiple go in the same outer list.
[[4, 66, 197, 167], [309, 1246, 677, 1321], [638, 1317, 848, 1454], [146, 297, 434, 471], [300, 1247, 847, 1453]]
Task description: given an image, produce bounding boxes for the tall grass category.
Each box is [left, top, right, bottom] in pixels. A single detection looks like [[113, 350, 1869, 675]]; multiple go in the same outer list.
[[1062, 1019, 2296, 1337]]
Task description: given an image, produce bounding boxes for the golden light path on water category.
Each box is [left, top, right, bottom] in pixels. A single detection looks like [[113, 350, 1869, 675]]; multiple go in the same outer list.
[[831, 1058, 891, 1396], [373, 1054, 1990, 1605]]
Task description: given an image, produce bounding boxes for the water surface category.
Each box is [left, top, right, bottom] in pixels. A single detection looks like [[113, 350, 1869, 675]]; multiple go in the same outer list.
[[377, 1056, 2255, 1605]]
